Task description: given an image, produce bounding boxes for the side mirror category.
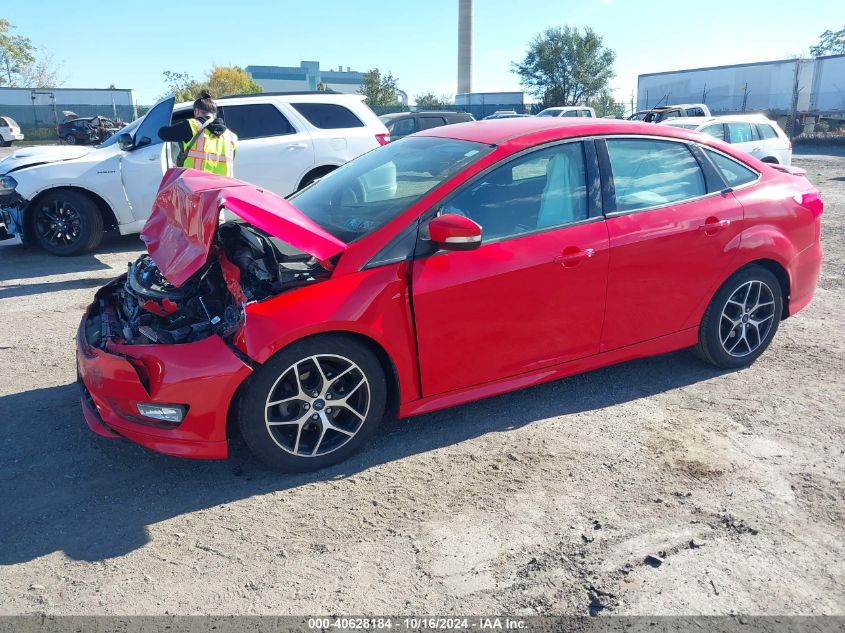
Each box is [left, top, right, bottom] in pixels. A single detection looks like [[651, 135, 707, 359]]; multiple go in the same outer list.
[[428, 213, 482, 251], [118, 133, 134, 150]]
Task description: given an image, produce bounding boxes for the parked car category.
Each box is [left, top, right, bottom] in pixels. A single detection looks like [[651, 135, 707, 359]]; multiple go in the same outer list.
[[57, 116, 120, 145], [0, 116, 24, 147], [76, 117, 823, 472], [662, 114, 792, 165], [536, 106, 596, 118], [627, 110, 650, 121], [378, 111, 474, 141], [0, 91, 389, 255], [482, 111, 531, 119], [633, 104, 712, 123]]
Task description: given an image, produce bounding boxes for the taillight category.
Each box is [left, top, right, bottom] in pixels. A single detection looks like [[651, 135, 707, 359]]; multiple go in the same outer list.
[[375, 133, 390, 146], [794, 191, 823, 218]]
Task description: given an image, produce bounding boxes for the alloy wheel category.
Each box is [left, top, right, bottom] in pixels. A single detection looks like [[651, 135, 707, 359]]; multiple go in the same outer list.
[[264, 354, 370, 457], [34, 199, 83, 249], [719, 280, 776, 358]]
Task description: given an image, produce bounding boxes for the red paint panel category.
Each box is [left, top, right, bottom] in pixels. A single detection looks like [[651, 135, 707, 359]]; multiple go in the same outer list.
[[412, 221, 610, 396]]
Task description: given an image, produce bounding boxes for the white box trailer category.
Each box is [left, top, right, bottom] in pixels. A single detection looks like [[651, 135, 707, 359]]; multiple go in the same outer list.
[[637, 55, 843, 115]]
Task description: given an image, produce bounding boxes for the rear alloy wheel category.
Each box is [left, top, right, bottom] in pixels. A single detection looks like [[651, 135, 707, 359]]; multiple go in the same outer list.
[[65, 134, 77, 145], [31, 190, 104, 256], [239, 335, 386, 472], [695, 265, 783, 369]]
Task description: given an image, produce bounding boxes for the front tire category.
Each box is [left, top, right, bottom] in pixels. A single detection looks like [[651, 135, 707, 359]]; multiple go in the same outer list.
[[31, 190, 104, 256], [695, 265, 783, 369], [238, 335, 387, 472]]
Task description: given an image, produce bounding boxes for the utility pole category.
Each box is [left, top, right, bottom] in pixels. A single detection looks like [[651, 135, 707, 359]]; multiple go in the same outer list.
[[741, 83, 749, 112], [701, 83, 708, 104], [630, 90, 635, 116]]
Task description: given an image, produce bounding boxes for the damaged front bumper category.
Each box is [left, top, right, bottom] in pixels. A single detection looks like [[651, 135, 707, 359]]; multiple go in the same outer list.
[[0, 192, 26, 241], [76, 280, 254, 459]]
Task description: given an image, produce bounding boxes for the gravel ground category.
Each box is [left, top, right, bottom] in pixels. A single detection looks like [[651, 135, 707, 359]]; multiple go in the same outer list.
[[0, 146, 842, 616]]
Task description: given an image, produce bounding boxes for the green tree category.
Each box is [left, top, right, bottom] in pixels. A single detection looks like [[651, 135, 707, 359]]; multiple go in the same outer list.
[[512, 26, 615, 107], [162, 66, 261, 102], [358, 68, 400, 106], [810, 25, 845, 56], [415, 92, 453, 107], [205, 65, 262, 98], [0, 18, 62, 87], [588, 88, 624, 118]]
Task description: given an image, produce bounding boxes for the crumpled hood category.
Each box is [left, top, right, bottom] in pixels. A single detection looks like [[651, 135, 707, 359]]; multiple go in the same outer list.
[[140, 168, 347, 287], [0, 145, 94, 173]]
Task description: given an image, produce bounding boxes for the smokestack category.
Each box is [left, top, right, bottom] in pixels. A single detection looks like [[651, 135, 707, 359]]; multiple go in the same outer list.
[[458, 0, 473, 95]]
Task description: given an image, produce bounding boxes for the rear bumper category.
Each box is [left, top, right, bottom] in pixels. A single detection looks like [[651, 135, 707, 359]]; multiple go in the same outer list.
[[2, 132, 24, 141], [788, 239, 823, 316], [76, 293, 253, 459]]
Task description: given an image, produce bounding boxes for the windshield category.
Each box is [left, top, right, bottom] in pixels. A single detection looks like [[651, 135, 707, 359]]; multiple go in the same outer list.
[[288, 136, 493, 243]]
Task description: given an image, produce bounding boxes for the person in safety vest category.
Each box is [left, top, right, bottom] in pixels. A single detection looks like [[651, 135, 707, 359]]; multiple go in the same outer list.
[[157, 90, 237, 176]]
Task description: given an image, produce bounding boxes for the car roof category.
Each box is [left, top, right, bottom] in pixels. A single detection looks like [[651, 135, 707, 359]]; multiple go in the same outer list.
[[174, 92, 366, 110], [416, 117, 703, 145]]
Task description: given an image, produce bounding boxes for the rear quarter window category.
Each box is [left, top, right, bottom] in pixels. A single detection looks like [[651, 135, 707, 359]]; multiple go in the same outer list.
[[703, 148, 758, 187], [291, 103, 364, 129], [757, 124, 778, 140]]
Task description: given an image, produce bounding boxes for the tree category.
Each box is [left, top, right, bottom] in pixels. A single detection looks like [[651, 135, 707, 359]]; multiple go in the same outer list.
[[162, 66, 261, 102], [415, 92, 453, 107], [0, 18, 63, 88], [512, 26, 615, 107], [588, 88, 624, 118], [358, 68, 400, 106], [205, 65, 262, 98], [810, 25, 845, 57]]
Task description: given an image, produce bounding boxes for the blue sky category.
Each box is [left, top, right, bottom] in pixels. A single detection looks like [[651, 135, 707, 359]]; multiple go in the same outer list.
[[2, 0, 836, 106]]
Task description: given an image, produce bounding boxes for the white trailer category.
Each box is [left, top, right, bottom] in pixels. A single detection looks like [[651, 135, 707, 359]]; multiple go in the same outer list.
[[637, 55, 843, 115]]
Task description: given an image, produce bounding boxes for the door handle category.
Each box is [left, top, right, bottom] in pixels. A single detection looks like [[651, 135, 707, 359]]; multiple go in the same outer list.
[[286, 143, 308, 150], [554, 247, 594, 267], [699, 218, 731, 235]]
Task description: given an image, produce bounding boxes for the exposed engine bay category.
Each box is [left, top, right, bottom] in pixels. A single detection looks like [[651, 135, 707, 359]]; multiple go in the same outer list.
[[92, 221, 331, 346]]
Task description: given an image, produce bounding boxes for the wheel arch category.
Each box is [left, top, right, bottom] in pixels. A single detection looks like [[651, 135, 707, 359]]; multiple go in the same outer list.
[[760, 156, 780, 164], [741, 258, 790, 320], [225, 329, 402, 441], [297, 164, 339, 191], [26, 185, 119, 232]]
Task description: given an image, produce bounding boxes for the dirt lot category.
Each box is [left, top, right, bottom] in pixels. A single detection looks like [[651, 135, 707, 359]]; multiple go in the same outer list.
[[0, 146, 842, 616]]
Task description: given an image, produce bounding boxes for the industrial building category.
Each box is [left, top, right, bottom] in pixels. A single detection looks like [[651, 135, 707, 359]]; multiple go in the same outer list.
[[637, 54, 845, 115], [246, 62, 365, 94]]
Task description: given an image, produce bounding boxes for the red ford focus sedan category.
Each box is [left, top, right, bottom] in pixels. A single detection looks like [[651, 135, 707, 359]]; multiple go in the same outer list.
[[77, 118, 823, 471]]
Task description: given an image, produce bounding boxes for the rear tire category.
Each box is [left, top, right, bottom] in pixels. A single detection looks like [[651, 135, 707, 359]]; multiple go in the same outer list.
[[1, 140, 10, 148], [238, 335, 386, 472], [65, 134, 77, 145], [30, 190, 104, 256], [695, 265, 782, 369]]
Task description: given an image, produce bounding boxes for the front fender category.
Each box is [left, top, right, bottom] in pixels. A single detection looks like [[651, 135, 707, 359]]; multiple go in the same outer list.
[[234, 262, 421, 404]]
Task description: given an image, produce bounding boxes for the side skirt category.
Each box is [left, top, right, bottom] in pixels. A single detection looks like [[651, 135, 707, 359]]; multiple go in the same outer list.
[[397, 327, 699, 418]]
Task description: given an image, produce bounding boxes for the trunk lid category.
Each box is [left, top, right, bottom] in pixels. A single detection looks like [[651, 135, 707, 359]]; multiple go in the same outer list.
[[140, 168, 347, 287]]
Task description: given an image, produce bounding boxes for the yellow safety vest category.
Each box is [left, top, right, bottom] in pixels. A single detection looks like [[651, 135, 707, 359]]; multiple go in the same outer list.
[[182, 118, 237, 176]]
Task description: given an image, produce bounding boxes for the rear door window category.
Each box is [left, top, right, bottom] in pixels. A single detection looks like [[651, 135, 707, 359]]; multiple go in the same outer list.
[[686, 107, 705, 117], [419, 116, 447, 130], [562, 110, 579, 117], [0, 117, 7, 126], [703, 148, 758, 187], [390, 117, 417, 136], [727, 122, 753, 144], [291, 103, 364, 129], [220, 103, 295, 139], [606, 138, 706, 212], [701, 124, 726, 141]]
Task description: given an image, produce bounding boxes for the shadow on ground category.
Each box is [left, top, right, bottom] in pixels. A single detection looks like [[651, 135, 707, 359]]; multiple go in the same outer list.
[[0, 233, 143, 282], [0, 350, 726, 564]]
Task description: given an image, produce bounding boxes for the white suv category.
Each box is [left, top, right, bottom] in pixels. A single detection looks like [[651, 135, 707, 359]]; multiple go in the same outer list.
[[0, 92, 388, 255], [536, 106, 596, 118], [662, 114, 792, 165], [0, 116, 24, 146]]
